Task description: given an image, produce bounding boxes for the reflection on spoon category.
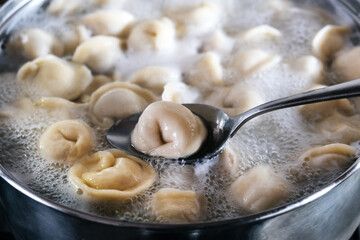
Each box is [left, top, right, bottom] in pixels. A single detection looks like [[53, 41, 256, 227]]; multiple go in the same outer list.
[[107, 79, 360, 163]]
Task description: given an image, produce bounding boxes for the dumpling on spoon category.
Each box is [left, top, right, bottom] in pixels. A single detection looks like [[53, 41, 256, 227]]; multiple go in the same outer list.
[[131, 101, 207, 159]]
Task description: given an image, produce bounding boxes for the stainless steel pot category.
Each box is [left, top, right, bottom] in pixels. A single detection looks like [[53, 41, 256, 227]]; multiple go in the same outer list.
[[1, 0, 360, 239]]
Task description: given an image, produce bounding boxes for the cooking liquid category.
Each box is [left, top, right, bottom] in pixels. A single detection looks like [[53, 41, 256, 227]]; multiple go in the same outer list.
[[0, 0, 359, 222]]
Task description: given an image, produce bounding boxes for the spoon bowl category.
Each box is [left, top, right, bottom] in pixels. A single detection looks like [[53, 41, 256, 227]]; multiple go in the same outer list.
[[107, 79, 360, 163]]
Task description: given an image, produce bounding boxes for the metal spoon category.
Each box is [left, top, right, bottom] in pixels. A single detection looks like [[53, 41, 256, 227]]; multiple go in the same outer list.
[[107, 79, 360, 163]]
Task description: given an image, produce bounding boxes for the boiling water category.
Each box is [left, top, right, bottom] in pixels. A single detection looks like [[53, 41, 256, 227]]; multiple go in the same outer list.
[[0, 0, 358, 222]]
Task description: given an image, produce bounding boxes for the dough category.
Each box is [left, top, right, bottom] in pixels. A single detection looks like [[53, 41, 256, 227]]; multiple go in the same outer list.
[[9, 28, 64, 59], [68, 149, 156, 199], [312, 25, 350, 61], [17, 55, 92, 100], [151, 188, 205, 223], [39, 120, 95, 162], [230, 49, 281, 76], [161, 82, 200, 104], [297, 143, 356, 170], [83, 10, 134, 36], [131, 101, 207, 159], [89, 82, 157, 127], [332, 46, 360, 82], [228, 164, 291, 213], [127, 18, 176, 52], [73, 35, 123, 73], [130, 66, 181, 95]]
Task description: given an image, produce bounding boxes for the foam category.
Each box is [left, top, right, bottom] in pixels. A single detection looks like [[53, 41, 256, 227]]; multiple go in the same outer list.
[[0, 0, 357, 223]]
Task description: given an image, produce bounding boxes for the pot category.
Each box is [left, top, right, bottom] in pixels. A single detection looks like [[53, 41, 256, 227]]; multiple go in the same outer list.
[[1, 0, 360, 239]]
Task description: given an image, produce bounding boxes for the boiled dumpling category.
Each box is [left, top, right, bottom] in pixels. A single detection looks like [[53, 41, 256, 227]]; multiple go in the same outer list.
[[299, 84, 354, 122], [130, 66, 181, 95], [47, 0, 83, 16], [201, 30, 234, 54], [168, 2, 221, 36], [187, 52, 224, 91], [312, 25, 350, 61], [131, 101, 207, 159], [80, 75, 113, 102], [221, 84, 265, 116], [240, 25, 282, 42], [161, 82, 200, 104], [317, 113, 360, 144], [297, 143, 356, 170], [332, 46, 360, 82], [228, 164, 291, 213], [290, 55, 324, 83], [36, 97, 88, 119], [331, 47, 360, 109], [59, 25, 91, 55], [39, 120, 95, 163], [73, 35, 123, 73], [219, 145, 244, 179], [89, 82, 157, 127], [127, 18, 176, 52], [82, 10, 134, 37], [17, 55, 93, 100], [230, 49, 281, 76], [68, 149, 156, 199], [9, 28, 64, 59], [205, 84, 264, 116], [151, 188, 205, 223]]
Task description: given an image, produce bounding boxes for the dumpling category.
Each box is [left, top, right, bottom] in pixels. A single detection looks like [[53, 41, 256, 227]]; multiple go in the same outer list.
[[230, 49, 281, 76], [228, 165, 291, 213], [297, 143, 356, 170], [79, 75, 113, 103], [47, 0, 83, 16], [82, 10, 134, 37], [205, 84, 264, 116], [312, 25, 350, 61], [219, 145, 243, 179], [39, 120, 95, 163], [131, 101, 207, 159], [240, 25, 282, 42], [168, 2, 221, 36], [201, 30, 234, 54], [151, 188, 205, 223], [68, 149, 156, 199], [332, 46, 360, 82], [130, 66, 181, 95], [17, 55, 93, 100], [299, 84, 354, 122], [317, 113, 360, 144], [161, 82, 200, 104], [59, 25, 91, 55], [35, 97, 88, 119], [221, 84, 265, 116], [89, 82, 157, 127], [8, 28, 64, 59], [127, 18, 176, 52], [187, 52, 224, 91], [73, 35, 123, 73], [290, 55, 324, 83]]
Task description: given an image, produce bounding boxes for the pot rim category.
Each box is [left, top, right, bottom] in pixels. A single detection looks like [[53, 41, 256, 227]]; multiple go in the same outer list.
[[1, 0, 360, 231], [1, 158, 359, 229]]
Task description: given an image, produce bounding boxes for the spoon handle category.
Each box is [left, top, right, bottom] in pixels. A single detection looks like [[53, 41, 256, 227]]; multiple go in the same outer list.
[[231, 79, 360, 137]]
